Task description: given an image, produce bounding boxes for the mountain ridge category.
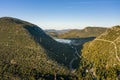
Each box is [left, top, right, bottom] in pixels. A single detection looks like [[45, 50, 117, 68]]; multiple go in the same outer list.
[[46, 27, 107, 38]]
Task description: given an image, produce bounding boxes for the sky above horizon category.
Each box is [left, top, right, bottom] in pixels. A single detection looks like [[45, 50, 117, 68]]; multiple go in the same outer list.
[[0, 0, 120, 30]]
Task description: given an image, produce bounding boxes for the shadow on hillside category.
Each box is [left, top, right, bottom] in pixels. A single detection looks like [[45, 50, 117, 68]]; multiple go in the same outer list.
[[24, 25, 95, 69], [67, 37, 95, 69]]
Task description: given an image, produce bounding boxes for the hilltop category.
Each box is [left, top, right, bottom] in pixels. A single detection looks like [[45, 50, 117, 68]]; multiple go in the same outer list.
[[57, 27, 107, 38]]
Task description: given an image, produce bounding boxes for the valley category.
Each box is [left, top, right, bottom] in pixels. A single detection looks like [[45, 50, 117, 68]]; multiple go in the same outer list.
[[0, 17, 120, 80], [0, 0, 120, 79]]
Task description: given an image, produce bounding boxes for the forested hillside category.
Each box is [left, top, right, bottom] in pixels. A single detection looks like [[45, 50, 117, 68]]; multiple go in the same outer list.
[[0, 17, 119, 80], [80, 26, 120, 80], [0, 17, 77, 80]]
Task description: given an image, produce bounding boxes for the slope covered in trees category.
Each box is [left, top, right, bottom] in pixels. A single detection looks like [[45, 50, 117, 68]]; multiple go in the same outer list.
[[0, 17, 78, 80], [80, 26, 120, 80], [0, 17, 119, 80]]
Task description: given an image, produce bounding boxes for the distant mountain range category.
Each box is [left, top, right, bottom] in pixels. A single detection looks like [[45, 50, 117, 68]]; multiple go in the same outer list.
[[45, 27, 107, 38], [0, 17, 119, 80], [45, 29, 71, 38], [45, 29, 71, 34]]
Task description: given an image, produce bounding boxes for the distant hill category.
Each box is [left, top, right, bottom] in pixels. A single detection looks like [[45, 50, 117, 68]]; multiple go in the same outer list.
[[0, 17, 77, 80], [79, 26, 120, 80], [45, 29, 70, 33], [57, 27, 107, 38], [45, 29, 71, 38]]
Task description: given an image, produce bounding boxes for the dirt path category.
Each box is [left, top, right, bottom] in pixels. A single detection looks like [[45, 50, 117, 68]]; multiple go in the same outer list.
[[94, 38, 120, 63]]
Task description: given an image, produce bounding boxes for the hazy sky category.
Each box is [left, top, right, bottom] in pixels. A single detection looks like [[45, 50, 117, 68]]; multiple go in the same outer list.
[[0, 0, 120, 30]]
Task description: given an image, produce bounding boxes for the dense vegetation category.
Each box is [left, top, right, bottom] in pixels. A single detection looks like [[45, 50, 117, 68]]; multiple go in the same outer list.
[[81, 26, 120, 80], [0, 17, 77, 80], [0, 17, 119, 80]]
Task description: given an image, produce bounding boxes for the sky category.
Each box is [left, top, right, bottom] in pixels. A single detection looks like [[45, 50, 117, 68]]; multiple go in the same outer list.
[[0, 0, 120, 30]]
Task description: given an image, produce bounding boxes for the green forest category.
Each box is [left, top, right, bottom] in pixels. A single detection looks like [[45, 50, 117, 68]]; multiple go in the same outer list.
[[0, 17, 120, 80]]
